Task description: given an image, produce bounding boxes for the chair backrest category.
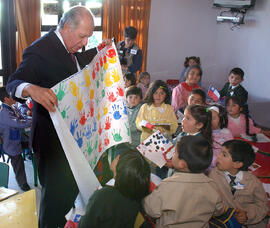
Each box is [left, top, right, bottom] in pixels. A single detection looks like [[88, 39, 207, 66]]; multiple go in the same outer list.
[[0, 162, 9, 188]]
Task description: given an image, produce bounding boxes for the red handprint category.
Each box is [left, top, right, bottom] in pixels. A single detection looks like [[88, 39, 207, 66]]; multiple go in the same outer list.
[[92, 70, 96, 80], [98, 122, 103, 135], [98, 139, 102, 153], [104, 116, 111, 130], [79, 111, 87, 125], [103, 55, 107, 64], [99, 57, 103, 67], [96, 62, 100, 72], [107, 91, 117, 102], [106, 48, 116, 58], [90, 101, 94, 117], [104, 133, 110, 146], [116, 86, 124, 97]]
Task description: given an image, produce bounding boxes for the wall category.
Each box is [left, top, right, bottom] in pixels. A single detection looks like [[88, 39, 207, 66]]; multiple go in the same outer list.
[[147, 0, 270, 126]]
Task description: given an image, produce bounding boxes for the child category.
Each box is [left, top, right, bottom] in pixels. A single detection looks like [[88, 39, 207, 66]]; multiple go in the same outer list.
[[209, 105, 233, 169], [123, 72, 136, 89], [78, 150, 151, 228], [209, 140, 269, 227], [144, 135, 226, 227], [136, 80, 178, 142], [137, 71, 150, 98], [225, 96, 268, 138], [0, 87, 32, 191], [219, 67, 248, 113], [172, 65, 202, 112], [179, 56, 201, 84], [173, 105, 212, 146]]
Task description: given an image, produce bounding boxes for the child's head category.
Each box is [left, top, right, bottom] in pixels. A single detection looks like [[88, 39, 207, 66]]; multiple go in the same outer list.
[[173, 135, 212, 173], [113, 150, 150, 201], [228, 67, 244, 87], [187, 88, 206, 106], [216, 140, 255, 174], [123, 72, 136, 88], [209, 105, 228, 130], [144, 80, 170, 106], [182, 105, 212, 144], [0, 87, 16, 106], [184, 65, 202, 86], [138, 72, 150, 86], [126, 86, 142, 108], [184, 56, 201, 68], [225, 96, 242, 118]]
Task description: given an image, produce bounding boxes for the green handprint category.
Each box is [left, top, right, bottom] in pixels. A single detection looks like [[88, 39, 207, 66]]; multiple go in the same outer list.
[[102, 89, 105, 98], [95, 97, 100, 106], [60, 105, 70, 119], [125, 122, 130, 136], [87, 141, 94, 155], [56, 82, 66, 101], [101, 69, 104, 82], [94, 137, 98, 150], [96, 79, 100, 89], [112, 129, 122, 142]]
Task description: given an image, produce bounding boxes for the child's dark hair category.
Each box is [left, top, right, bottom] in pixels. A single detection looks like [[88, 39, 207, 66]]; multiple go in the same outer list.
[[210, 105, 228, 129], [222, 140, 255, 171], [225, 96, 255, 140], [124, 72, 137, 86], [185, 105, 213, 145], [115, 150, 150, 201], [190, 88, 206, 104], [138, 72, 150, 83], [126, 86, 142, 99], [0, 87, 9, 102], [184, 56, 201, 68], [176, 135, 213, 173], [184, 65, 203, 81], [144, 80, 171, 105], [229, 67, 244, 79]]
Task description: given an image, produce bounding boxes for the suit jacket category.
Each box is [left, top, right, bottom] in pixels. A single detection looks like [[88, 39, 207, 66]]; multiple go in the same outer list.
[[219, 82, 248, 106], [209, 167, 269, 227], [143, 172, 226, 228], [6, 29, 97, 156]]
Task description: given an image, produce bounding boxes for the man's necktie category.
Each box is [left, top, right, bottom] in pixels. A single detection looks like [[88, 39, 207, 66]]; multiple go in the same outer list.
[[70, 53, 76, 65], [228, 174, 237, 195]]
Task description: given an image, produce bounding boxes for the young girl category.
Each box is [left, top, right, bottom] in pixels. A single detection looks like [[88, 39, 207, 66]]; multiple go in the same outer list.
[[209, 105, 233, 169], [78, 150, 150, 228], [136, 80, 178, 142], [172, 65, 202, 112], [225, 96, 269, 138], [173, 105, 212, 146], [123, 72, 136, 89], [179, 56, 201, 84], [137, 71, 150, 98]]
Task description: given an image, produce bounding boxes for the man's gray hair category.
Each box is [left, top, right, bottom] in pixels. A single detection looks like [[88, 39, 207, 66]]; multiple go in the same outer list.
[[59, 6, 93, 30]]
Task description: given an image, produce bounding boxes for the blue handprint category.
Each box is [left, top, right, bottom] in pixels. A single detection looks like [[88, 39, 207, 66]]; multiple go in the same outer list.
[[112, 104, 122, 120], [70, 119, 78, 136], [84, 125, 92, 140], [122, 101, 128, 115], [92, 117, 97, 132], [75, 130, 83, 148]]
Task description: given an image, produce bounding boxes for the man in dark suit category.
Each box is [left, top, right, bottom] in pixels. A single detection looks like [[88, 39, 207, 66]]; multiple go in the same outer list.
[[6, 6, 110, 228]]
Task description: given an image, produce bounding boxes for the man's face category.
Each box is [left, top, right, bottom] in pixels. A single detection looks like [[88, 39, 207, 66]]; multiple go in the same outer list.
[[62, 15, 94, 53], [228, 73, 243, 87], [124, 37, 135, 48]]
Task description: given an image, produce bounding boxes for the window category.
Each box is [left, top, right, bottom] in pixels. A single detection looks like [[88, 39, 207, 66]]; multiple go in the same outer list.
[[41, 0, 103, 49]]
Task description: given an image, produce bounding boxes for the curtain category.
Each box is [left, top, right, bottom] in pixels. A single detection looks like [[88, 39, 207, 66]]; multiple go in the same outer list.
[[103, 0, 151, 72], [15, 0, 41, 67]]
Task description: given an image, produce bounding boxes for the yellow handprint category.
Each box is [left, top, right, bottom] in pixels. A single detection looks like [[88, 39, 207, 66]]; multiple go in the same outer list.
[[111, 69, 120, 83], [84, 68, 91, 87], [90, 89, 95, 100], [104, 71, 113, 87], [103, 103, 110, 116], [108, 56, 117, 64], [69, 81, 79, 97], [76, 93, 84, 111], [97, 109, 100, 121], [103, 62, 109, 70]]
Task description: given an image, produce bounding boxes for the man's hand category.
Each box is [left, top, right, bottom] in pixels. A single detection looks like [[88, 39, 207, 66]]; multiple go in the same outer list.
[[235, 208, 247, 224], [22, 84, 58, 112]]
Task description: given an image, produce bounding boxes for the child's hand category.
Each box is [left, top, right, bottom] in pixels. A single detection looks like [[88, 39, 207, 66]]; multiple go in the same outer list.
[[110, 155, 120, 178], [235, 208, 247, 224]]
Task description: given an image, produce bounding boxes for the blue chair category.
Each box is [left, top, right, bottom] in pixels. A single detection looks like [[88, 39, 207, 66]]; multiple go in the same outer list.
[[0, 162, 9, 188]]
